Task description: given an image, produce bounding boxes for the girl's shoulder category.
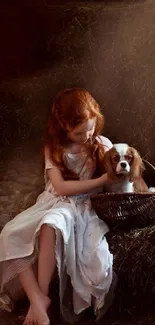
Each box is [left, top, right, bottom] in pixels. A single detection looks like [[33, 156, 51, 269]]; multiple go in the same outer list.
[[96, 135, 113, 152], [44, 145, 49, 155], [44, 145, 51, 160], [44, 145, 56, 169]]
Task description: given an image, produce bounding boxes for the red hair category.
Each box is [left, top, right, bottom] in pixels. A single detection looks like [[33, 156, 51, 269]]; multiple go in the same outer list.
[[45, 88, 105, 179]]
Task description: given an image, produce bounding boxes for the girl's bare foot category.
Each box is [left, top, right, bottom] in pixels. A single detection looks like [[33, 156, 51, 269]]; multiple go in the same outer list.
[[23, 294, 51, 325]]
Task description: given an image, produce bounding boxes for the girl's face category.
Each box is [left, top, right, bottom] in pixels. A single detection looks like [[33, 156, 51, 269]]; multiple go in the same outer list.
[[68, 118, 96, 144]]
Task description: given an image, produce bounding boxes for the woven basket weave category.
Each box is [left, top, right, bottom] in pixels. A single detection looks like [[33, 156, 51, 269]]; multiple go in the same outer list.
[[91, 160, 155, 230], [91, 192, 155, 230]]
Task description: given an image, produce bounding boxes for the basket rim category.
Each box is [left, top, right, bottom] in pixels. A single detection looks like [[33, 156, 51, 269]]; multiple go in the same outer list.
[[90, 192, 155, 200]]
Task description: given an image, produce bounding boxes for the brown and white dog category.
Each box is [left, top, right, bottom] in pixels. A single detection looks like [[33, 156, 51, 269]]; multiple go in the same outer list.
[[103, 143, 150, 193]]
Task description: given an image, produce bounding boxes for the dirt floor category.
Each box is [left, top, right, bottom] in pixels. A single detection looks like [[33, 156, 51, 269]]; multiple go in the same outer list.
[[1, 304, 155, 325]]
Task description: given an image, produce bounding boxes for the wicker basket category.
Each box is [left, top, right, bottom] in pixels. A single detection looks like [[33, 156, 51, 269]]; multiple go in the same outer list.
[[91, 160, 155, 230], [91, 192, 155, 230]]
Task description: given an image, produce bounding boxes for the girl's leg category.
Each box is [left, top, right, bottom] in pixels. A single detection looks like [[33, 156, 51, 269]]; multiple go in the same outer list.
[[19, 225, 56, 325], [19, 266, 50, 325], [38, 224, 56, 296]]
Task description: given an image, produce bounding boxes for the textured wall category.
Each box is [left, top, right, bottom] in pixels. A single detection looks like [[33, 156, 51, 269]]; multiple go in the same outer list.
[[0, 1, 155, 164]]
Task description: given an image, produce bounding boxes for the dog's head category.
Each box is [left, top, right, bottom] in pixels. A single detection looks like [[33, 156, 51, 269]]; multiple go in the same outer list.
[[103, 143, 144, 181]]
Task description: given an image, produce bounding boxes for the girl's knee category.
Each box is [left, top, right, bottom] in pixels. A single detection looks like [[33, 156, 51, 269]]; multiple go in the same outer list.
[[39, 224, 56, 253], [40, 224, 56, 237]]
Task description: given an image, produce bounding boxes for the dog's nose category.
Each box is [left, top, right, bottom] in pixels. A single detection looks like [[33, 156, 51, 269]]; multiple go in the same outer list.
[[120, 162, 127, 169]]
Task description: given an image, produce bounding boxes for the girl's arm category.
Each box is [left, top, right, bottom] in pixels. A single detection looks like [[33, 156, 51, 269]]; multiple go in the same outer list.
[[47, 168, 108, 196]]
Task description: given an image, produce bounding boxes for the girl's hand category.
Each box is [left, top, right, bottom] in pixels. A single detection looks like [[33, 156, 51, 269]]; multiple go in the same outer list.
[[100, 173, 109, 184], [101, 172, 120, 185]]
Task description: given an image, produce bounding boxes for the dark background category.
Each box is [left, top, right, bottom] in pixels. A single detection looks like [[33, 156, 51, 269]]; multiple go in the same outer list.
[[0, 0, 155, 161]]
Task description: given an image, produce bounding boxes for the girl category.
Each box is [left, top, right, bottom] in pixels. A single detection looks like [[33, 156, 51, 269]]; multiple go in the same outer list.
[[0, 88, 114, 325]]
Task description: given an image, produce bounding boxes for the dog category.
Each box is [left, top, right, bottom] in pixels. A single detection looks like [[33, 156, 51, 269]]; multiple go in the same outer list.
[[103, 143, 150, 193]]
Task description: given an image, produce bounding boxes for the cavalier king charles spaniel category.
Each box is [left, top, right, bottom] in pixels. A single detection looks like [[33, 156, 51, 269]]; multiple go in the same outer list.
[[103, 143, 154, 193]]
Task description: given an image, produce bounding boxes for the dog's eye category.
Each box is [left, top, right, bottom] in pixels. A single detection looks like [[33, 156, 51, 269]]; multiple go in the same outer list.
[[125, 155, 133, 162], [112, 155, 120, 163]]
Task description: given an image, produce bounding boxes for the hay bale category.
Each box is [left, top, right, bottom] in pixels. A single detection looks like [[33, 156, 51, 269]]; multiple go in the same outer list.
[[106, 226, 155, 315]]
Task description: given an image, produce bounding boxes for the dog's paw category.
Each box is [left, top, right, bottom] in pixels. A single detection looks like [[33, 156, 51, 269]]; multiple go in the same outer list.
[[148, 187, 155, 192]]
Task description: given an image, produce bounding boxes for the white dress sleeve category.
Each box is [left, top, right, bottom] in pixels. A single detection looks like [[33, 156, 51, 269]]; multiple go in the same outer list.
[[97, 135, 113, 152], [44, 146, 58, 170]]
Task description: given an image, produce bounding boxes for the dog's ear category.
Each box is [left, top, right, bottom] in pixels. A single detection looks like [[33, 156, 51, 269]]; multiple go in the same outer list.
[[103, 149, 117, 180], [129, 147, 145, 182]]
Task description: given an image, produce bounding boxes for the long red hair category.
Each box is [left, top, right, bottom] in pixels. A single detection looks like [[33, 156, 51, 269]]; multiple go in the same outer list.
[[45, 88, 105, 179]]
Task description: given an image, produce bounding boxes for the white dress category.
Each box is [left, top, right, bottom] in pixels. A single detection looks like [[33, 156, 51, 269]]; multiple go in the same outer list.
[[0, 136, 113, 322]]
